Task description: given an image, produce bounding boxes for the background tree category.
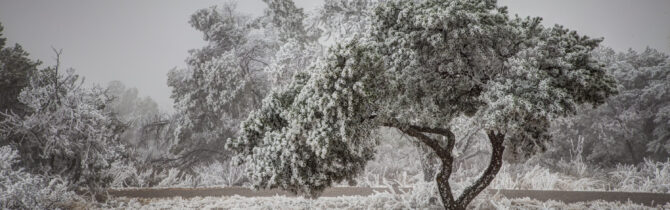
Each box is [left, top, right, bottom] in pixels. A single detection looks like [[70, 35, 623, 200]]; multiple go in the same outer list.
[[550, 47, 670, 166], [104, 80, 177, 186], [0, 23, 41, 118], [106, 80, 160, 123], [229, 0, 616, 209], [312, 0, 378, 43], [165, 0, 375, 170], [166, 2, 272, 169], [0, 61, 126, 201]]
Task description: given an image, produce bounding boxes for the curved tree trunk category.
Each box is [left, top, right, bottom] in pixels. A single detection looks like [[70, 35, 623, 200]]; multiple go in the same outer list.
[[389, 123, 506, 210], [436, 155, 458, 209], [454, 131, 505, 208], [434, 130, 505, 209]]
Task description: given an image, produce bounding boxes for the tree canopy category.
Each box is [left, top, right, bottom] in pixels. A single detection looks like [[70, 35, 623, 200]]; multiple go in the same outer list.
[[229, 0, 617, 209], [0, 23, 41, 118]]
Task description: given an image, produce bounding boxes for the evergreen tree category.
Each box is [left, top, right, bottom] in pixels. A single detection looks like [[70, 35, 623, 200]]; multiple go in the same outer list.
[[229, 0, 617, 209], [0, 23, 41, 118]]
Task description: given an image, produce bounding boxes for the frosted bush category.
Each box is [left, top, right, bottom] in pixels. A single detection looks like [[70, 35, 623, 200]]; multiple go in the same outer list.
[[194, 160, 248, 187], [396, 181, 440, 209], [610, 159, 670, 193], [0, 146, 80, 209], [156, 168, 196, 187], [490, 163, 605, 191], [0, 68, 126, 200], [554, 137, 596, 178], [108, 161, 140, 188]]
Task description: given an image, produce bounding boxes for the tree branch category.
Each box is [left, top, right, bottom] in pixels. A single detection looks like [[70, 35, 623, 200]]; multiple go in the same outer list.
[[383, 122, 460, 208], [381, 122, 454, 156], [403, 128, 448, 156], [51, 47, 63, 106]]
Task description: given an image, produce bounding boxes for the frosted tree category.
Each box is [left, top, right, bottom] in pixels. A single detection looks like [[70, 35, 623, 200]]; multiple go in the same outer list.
[[166, 0, 372, 169], [0, 23, 41, 119], [262, 0, 309, 42], [167, 2, 274, 168], [104, 80, 176, 184], [267, 0, 382, 87], [106, 80, 160, 123], [0, 64, 125, 201], [310, 0, 379, 43], [229, 0, 616, 209], [551, 47, 670, 165]]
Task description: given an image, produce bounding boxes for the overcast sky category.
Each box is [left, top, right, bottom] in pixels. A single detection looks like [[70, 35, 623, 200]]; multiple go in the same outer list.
[[1, 0, 669, 112]]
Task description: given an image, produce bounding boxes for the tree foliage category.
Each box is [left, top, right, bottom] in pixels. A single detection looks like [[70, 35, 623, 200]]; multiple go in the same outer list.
[[0, 66, 125, 200], [166, 0, 376, 169], [0, 146, 79, 209], [229, 0, 616, 209], [551, 47, 670, 165], [0, 23, 41, 118], [106, 80, 160, 123], [167, 2, 272, 167]]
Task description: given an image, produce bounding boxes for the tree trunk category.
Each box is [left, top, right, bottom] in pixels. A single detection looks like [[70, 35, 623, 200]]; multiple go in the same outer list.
[[391, 124, 506, 209], [624, 139, 639, 164], [454, 130, 505, 208], [436, 155, 460, 209], [433, 130, 505, 209]]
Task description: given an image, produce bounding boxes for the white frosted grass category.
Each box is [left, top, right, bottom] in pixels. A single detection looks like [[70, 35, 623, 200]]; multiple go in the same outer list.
[[102, 193, 437, 210], [100, 191, 670, 210]]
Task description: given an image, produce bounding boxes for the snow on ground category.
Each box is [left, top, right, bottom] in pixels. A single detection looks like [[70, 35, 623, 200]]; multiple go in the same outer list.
[[92, 192, 670, 210], [99, 193, 439, 210]]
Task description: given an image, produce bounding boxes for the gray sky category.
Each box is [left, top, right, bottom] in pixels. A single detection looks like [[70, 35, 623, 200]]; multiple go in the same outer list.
[[1, 0, 669, 112]]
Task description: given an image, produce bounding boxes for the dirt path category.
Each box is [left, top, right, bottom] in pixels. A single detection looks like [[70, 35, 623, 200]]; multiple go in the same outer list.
[[109, 187, 670, 206]]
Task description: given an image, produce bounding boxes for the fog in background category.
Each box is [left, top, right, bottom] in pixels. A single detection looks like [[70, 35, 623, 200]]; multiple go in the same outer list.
[[1, 0, 668, 112]]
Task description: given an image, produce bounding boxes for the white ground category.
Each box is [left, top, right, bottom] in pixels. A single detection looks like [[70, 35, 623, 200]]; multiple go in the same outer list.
[[93, 192, 669, 210]]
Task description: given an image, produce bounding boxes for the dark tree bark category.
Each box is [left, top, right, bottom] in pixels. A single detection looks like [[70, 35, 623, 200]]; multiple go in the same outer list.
[[418, 144, 439, 182], [455, 130, 505, 208]]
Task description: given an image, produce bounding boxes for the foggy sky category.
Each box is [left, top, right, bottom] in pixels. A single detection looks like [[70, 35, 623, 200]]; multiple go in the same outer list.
[[1, 0, 668, 112]]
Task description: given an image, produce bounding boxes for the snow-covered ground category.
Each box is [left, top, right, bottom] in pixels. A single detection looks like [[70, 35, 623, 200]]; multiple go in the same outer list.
[[91, 192, 670, 210]]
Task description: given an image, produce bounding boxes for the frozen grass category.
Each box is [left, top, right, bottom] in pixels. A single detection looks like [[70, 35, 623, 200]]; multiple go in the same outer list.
[[609, 159, 670, 193], [193, 161, 248, 187], [490, 164, 606, 191], [98, 158, 670, 209], [96, 190, 670, 210], [103, 133, 670, 209], [475, 196, 670, 210], [1, 146, 82, 209], [352, 134, 670, 194], [489, 158, 670, 193], [98, 192, 441, 210], [108, 159, 251, 189], [112, 129, 670, 195]]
